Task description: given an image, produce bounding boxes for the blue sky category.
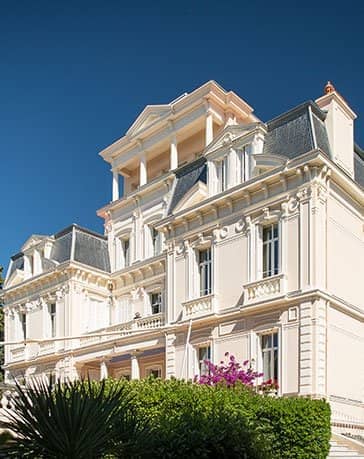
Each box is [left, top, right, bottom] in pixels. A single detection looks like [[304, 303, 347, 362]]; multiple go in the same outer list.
[[1, 0, 363, 270]]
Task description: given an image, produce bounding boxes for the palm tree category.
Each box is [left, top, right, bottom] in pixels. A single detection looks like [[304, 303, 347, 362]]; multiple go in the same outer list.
[[0, 378, 143, 458]]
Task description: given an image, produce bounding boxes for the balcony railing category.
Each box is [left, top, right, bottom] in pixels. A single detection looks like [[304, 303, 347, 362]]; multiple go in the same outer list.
[[243, 274, 286, 304], [79, 313, 165, 347], [182, 294, 214, 319]]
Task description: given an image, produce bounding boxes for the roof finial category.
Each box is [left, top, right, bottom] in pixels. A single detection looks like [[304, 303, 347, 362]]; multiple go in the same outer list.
[[324, 81, 336, 95]]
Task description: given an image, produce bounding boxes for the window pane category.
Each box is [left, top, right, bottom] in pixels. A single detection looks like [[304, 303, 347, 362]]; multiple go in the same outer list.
[[263, 350, 271, 379], [273, 224, 278, 238], [262, 334, 272, 349], [274, 239, 279, 275], [273, 332, 278, 347], [274, 349, 278, 381]]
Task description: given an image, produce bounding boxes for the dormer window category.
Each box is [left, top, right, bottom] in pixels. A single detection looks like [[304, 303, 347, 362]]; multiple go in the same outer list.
[[216, 156, 228, 193]]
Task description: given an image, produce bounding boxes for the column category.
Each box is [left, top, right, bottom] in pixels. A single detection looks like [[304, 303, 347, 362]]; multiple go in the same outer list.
[[131, 352, 140, 380], [205, 111, 213, 146], [112, 170, 119, 201], [100, 360, 108, 380], [139, 153, 147, 186], [170, 133, 178, 170]]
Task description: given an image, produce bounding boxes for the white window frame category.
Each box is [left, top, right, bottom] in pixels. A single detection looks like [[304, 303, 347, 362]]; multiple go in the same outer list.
[[251, 212, 283, 282], [49, 303, 56, 338], [20, 312, 27, 340], [196, 344, 211, 377], [198, 247, 212, 297], [216, 155, 228, 193], [258, 330, 279, 386], [149, 291, 163, 315], [262, 223, 280, 278], [145, 365, 162, 379], [239, 145, 250, 183]]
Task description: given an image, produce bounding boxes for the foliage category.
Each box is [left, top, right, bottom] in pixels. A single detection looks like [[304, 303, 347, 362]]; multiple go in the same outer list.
[[194, 352, 279, 391], [1, 377, 331, 458], [106, 378, 331, 459], [0, 378, 147, 459]]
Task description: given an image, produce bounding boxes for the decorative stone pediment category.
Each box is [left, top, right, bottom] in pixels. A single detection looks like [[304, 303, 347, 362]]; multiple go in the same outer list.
[[21, 235, 47, 252], [204, 124, 259, 157], [5, 269, 24, 288], [173, 181, 208, 213], [126, 105, 171, 137]]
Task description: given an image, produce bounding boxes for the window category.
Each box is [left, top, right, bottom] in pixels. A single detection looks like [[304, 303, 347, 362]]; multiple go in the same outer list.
[[20, 313, 26, 340], [49, 303, 56, 337], [199, 248, 212, 296], [239, 145, 249, 182], [151, 227, 161, 256], [262, 223, 279, 278], [122, 238, 130, 267], [146, 367, 162, 378], [150, 292, 162, 315], [48, 372, 56, 387], [216, 156, 228, 192], [198, 345, 211, 376], [261, 332, 278, 383]]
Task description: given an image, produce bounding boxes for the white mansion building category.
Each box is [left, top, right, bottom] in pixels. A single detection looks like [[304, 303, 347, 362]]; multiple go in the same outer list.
[[2, 81, 363, 423]]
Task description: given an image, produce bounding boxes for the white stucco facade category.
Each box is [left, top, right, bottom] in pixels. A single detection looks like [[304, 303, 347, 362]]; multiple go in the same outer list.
[[2, 81, 363, 426]]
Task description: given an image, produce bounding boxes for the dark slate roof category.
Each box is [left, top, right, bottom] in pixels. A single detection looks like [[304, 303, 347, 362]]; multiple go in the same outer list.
[[354, 144, 364, 188], [263, 101, 331, 159], [7, 224, 110, 280], [168, 156, 207, 213], [74, 229, 110, 272]]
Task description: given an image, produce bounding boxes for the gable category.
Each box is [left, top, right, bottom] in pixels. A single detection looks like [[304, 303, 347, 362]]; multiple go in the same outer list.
[[5, 269, 24, 288], [126, 105, 171, 136], [204, 123, 260, 156], [21, 235, 46, 252], [173, 181, 208, 213]]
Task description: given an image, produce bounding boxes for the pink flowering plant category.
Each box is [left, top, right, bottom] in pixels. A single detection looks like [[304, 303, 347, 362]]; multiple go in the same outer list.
[[195, 352, 279, 393]]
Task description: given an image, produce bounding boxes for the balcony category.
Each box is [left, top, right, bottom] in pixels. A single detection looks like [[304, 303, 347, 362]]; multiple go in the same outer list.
[[10, 346, 25, 362], [79, 313, 165, 347], [182, 294, 214, 319], [38, 341, 55, 356], [243, 274, 286, 304]]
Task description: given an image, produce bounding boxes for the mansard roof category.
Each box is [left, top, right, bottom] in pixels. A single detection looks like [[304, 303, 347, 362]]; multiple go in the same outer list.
[[168, 156, 207, 214], [263, 101, 332, 159], [354, 143, 364, 188], [7, 224, 110, 284]]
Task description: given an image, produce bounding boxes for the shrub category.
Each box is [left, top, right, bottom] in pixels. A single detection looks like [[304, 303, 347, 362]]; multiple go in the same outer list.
[[106, 378, 331, 459]]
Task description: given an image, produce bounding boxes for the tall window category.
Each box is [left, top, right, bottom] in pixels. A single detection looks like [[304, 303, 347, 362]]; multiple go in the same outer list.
[[122, 238, 130, 267], [150, 292, 162, 315], [262, 223, 279, 278], [217, 156, 228, 192], [20, 313, 26, 340], [49, 303, 56, 337], [151, 228, 161, 256], [261, 332, 278, 383], [240, 145, 249, 182], [199, 248, 212, 296], [198, 345, 211, 376]]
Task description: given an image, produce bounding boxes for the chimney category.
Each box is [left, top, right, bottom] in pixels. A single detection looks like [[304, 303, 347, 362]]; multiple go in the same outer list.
[[316, 82, 356, 177]]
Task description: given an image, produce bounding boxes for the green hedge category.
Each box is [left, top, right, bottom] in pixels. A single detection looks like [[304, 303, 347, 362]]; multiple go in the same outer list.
[[105, 378, 331, 459]]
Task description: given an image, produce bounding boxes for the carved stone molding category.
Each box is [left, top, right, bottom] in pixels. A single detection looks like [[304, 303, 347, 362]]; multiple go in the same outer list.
[[235, 215, 251, 235], [281, 196, 299, 217]]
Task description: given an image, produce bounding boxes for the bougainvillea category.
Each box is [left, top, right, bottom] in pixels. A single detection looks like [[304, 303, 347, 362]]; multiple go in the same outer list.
[[195, 352, 279, 393]]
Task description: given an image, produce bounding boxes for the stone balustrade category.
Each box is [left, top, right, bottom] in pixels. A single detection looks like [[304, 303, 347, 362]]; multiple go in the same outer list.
[[243, 274, 286, 304], [182, 294, 214, 319]]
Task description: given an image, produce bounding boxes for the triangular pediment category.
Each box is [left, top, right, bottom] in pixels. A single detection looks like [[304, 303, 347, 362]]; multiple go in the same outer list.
[[21, 235, 47, 252], [204, 123, 260, 156], [173, 181, 208, 213], [126, 105, 171, 136], [5, 269, 24, 288]]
